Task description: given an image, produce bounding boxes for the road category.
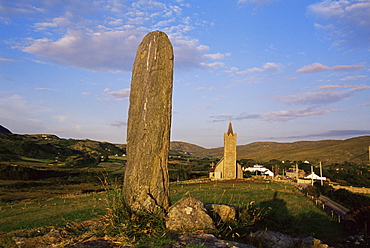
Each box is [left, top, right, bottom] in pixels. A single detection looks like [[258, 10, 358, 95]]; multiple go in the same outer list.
[[318, 195, 350, 218]]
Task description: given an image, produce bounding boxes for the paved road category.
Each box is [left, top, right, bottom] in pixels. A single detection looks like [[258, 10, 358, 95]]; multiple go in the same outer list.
[[318, 195, 350, 218]]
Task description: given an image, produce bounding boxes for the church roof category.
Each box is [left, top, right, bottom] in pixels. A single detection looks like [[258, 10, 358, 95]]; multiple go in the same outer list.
[[227, 121, 234, 135]]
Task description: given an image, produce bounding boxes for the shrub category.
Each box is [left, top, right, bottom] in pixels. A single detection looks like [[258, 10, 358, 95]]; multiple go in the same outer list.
[[101, 176, 171, 246]]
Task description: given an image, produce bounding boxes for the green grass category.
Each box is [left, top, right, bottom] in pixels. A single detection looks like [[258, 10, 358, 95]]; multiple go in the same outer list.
[[0, 178, 345, 246], [19, 157, 55, 163], [170, 179, 344, 243], [0, 194, 104, 233]]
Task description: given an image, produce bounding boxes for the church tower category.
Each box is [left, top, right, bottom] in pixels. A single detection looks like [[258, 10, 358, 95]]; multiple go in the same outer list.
[[211, 121, 243, 179]]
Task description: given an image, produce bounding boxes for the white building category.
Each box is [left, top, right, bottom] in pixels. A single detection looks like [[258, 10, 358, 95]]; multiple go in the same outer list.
[[304, 172, 326, 181], [243, 165, 274, 177]]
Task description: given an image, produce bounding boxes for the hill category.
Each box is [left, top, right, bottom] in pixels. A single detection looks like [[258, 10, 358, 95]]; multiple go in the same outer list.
[[172, 136, 370, 164], [0, 133, 125, 164], [1, 133, 369, 165], [0, 125, 11, 134]]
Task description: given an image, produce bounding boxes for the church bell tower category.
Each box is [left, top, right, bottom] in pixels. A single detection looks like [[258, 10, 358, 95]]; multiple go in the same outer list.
[[210, 121, 243, 179], [223, 121, 238, 178]]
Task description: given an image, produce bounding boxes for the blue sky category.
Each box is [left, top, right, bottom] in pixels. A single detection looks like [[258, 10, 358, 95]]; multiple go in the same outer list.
[[1, 0, 369, 148]]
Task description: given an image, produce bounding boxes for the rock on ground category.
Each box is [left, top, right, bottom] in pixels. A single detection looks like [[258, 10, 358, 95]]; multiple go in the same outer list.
[[166, 197, 216, 233], [204, 203, 237, 223], [248, 230, 330, 248]]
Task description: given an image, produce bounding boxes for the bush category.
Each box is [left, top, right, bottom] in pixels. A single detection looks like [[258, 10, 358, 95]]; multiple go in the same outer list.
[[101, 175, 171, 246], [347, 206, 370, 236], [304, 185, 320, 198]]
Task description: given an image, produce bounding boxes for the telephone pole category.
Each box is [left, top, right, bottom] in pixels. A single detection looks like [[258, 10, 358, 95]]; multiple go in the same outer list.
[[311, 165, 314, 186], [320, 162, 323, 186], [296, 163, 299, 182]]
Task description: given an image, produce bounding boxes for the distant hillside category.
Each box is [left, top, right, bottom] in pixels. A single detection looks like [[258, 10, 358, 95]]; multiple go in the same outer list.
[[0, 125, 11, 134], [1, 132, 369, 165], [0, 133, 125, 161], [171, 136, 370, 164], [170, 141, 209, 158]]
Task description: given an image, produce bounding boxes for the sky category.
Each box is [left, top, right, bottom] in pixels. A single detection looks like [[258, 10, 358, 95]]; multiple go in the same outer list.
[[0, 0, 370, 148]]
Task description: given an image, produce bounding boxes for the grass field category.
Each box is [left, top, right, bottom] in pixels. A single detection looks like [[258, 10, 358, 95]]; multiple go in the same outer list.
[[1, 178, 345, 244], [170, 179, 344, 242]]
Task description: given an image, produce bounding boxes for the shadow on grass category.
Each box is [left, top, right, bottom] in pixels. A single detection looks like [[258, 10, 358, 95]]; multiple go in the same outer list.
[[255, 191, 298, 235], [294, 210, 344, 243], [254, 191, 344, 244]]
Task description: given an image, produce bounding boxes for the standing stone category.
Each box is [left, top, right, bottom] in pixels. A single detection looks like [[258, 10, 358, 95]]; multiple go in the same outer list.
[[123, 31, 173, 213]]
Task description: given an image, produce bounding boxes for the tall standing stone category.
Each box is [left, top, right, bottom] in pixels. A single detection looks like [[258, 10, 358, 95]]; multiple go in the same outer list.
[[123, 31, 173, 213]]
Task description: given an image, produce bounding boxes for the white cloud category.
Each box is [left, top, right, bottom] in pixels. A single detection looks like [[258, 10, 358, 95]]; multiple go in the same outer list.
[[34, 14, 73, 31], [228, 62, 282, 74], [340, 75, 368, 81], [108, 88, 130, 100], [261, 107, 342, 122], [200, 62, 225, 69], [13, 0, 224, 72], [209, 113, 234, 122], [23, 29, 143, 72], [53, 115, 69, 122], [0, 57, 16, 63], [238, 0, 276, 4], [107, 121, 127, 127], [275, 84, 370, 105], [203, 53, 230, 60], [195, 87, 214, 91], [171, 38, 210, 71], [309, 0, 370, 50], [210, 106, 341, 123], [35, 88, 57, 91], [0, 94, 50, 131], [297, 63, 366, 73], [0, 74, 13, 81]]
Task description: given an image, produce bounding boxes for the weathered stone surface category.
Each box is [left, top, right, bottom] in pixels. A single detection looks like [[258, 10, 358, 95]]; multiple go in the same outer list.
[[173, 234, 256, 248], [166, 197, 216, 233], [248, 231, 330, 248], [123, 31, 173, 213], [204, 203, 237, 223]]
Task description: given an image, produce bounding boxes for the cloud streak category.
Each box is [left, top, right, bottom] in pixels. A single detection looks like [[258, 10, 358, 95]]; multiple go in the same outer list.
[[107, 121, 127, 127], [286, 129, 370, 139], [0, 94, 50, 132], [107, 88, 130, 100], [210, 83, 369, 123], [297, 63, 365, 73], [275, 84, 370, 105], [226, 62, 283, 75], [209, 106, 342, 123], [309, 0, 370, 50]]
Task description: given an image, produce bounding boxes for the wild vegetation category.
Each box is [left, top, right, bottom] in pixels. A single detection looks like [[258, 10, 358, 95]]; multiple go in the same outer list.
[[0, 179, 346, 247], [0, 133, 369, 246]]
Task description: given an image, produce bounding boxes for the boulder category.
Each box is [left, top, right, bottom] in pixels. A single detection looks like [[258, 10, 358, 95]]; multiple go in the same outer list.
[[174, 233, 255, 248], [166, 197, 216, 233], [205, 203, 237, 223], [248, 231, 330, 248]]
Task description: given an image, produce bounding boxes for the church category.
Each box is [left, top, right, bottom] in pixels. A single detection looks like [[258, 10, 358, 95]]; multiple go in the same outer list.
[[209, 121, 243, 179]]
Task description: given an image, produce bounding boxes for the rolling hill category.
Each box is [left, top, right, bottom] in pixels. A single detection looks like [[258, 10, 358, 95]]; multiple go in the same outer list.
[[171, 136, 370, 164], [0, 132, 369, 165], [0, 125, 11, 134]]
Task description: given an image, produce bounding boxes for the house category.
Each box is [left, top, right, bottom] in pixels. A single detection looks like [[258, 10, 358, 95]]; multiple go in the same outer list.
[[285, 168, 306, 178], [304, 172, 326, 181], [243, 165, 274, 177]]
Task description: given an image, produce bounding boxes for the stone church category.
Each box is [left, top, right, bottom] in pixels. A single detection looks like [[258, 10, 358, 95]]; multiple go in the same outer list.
[[210, 121, 243, 179]]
